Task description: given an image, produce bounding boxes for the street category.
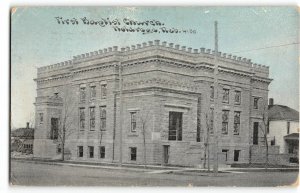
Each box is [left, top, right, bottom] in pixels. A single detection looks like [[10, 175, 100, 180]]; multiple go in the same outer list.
[[10, 160, 298, 187]]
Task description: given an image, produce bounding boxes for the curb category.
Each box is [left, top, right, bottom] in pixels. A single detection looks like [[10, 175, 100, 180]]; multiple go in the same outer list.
[[11, 157, 299, 173]]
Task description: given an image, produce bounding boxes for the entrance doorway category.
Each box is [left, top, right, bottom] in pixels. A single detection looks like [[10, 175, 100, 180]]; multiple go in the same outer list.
[[222, 149, 229, 162], [234, 150, 240, 162], [163, 145, 170, 164]]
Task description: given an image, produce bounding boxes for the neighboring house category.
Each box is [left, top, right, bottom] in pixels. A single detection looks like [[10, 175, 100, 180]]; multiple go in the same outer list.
[[33, 40, 271, 166], [11, 122, 34, 154], [268, 98, 299, 163]]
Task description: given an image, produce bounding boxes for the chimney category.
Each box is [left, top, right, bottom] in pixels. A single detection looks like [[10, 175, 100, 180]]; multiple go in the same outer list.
[[269, 98, 274, 106], [26, 122, 29, 129]]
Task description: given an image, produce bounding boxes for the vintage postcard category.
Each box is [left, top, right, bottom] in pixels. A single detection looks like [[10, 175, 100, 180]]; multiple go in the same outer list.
[[10, 6, 299, 187]]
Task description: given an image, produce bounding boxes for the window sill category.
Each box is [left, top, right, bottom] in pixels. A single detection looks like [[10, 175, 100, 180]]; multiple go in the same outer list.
[[166, 140, 185, 143], [128, 133, 138, 137]]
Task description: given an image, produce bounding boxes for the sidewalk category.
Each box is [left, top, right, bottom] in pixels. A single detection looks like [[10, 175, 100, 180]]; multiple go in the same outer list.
[[11, 157, 299, 174]]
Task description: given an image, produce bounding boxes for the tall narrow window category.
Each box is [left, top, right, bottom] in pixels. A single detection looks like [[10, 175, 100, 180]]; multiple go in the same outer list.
[[253, 122, 259, 145], [287, 121, 290, 134], [253, 97, 259, 109], [80, 87, 86, 102], [222, 110, 229, 134], [50, 118, 59, 140], [130, 112, 137, 132], [78, 146, 83, 157], [89, 107, 95, 131], [234, 91, 241, 105], [233, 111, 241, 135], [99, 146, 105, 158], [100, 106, 106, 131], [101, 84, 107, 99], [90, 85, 96, 100], [130, 147, 137, 161], [88, 146, 94, 158], [168, 112, 183, 141], [222, 88, 230, 103], [79, 108, 85, 130], [39, 113, 43, 124], [210, 86, 214, 100]]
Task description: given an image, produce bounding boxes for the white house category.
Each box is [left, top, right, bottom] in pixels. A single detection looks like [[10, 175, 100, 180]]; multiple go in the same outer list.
[[268, 98, 299, 163]]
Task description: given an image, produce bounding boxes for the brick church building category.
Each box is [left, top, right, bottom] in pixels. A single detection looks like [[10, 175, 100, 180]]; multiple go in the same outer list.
[[33, 40, 271, 166]]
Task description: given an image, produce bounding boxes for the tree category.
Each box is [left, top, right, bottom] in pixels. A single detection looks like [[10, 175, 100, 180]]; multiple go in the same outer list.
[[259, 101, 270, 170], [203, 113, 211, 171], [139, 109, 150, 168], [56, 87, 76, 161]]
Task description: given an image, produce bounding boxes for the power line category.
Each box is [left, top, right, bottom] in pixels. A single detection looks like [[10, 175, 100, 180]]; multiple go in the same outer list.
[[232, 42, 299, 54]]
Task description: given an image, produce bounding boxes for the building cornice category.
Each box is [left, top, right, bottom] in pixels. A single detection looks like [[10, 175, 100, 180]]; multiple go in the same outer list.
[[36, 40, 270, 77]]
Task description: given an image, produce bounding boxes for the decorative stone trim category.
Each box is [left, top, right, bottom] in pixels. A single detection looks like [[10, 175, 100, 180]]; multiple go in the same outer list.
[[164, 103, 191, 109]]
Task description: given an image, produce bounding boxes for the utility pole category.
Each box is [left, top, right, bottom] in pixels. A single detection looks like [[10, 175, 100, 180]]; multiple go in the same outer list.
[[118, 62, 123, 167], [213, 21, 219, 175]]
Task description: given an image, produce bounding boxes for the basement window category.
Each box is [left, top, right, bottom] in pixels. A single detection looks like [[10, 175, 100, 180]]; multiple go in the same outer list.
[[130, 147, 137, 161], [99, 146, 105, 158], [78, 146, 83, 157], [88, 146, 94, 158]]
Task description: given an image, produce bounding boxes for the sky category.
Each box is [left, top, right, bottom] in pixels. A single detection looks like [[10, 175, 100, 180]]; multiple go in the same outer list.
[[11, 6, 299, 128]]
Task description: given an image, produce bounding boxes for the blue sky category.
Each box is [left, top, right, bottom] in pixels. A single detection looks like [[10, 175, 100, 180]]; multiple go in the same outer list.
[[11, 7, 298, 128]]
